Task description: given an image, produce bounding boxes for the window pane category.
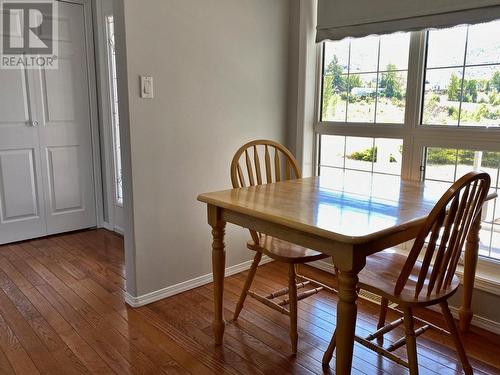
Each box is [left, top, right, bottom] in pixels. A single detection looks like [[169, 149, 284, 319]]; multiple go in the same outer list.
[[459, 66, 500, 127], [347, 73, 377, 123], [322, 73, 347, 121], [350, 35, 379, 73], [320, 135, 403, 176], [324, 40, 349, 74], [344, 137, 374, 171], [425, 147, 457, 182], [490, 224, 500, 260], [376, 70, 407, 123], [422, 68, 463, 126], [321, 33, 409, 124], [427, 26, 467, 68], [479, 226, 493, 258], [373, 138, 403, 175], [320, 135, 345, 168], [423, 20, 500, 128], [379, 33, 410, 71], [423, 147, 500, 260], [466, 20, 500, 65], [484, 197, 500, 224]]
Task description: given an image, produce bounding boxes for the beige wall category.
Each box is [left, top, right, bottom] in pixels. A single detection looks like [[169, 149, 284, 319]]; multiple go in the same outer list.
[[122, 0, 290, 296]]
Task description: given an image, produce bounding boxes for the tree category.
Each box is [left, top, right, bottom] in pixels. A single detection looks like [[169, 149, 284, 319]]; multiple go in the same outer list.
[[447, 73, 461, 101], [347, 75, 362, 90], [491, 71, 500, 92], [326, 55, 346, 92], [323, 55, 345, 115], [322, 75, 333, 115], [380, 63, 403, 99], [463, 79, 478, 103]]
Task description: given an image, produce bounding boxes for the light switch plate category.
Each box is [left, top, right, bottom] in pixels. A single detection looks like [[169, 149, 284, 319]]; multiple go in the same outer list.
[[140, 75, 154, 99]]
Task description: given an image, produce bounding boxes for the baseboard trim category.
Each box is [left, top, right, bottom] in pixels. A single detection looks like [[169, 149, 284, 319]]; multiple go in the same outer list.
[[125, 256, 273, 308], [309, 260, 500, 335], [102, 221, 124, 236], [308, 259, 336, 274], [102, 221, 114, 232]]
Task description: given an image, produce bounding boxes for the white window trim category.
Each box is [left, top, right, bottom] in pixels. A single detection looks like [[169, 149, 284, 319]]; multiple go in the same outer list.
[[307, 23, 500, 291]]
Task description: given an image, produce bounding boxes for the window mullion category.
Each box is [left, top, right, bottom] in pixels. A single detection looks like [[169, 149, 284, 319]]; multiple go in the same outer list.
[[403, 31, 427, 180], [457, 26, 470, 127]]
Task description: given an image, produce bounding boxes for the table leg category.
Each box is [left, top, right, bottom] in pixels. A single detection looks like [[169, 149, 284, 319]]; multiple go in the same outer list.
[[335, 269, 359, 374], [459, 209, 481, 332], [210, 208, 226, 345]]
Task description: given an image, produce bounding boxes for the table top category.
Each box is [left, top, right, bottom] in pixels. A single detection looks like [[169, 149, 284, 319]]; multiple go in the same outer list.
[[198, 173, 496, 245]]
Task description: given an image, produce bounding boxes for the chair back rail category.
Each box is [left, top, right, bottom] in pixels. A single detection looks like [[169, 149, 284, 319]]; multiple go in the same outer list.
[[230, 140, 301, 245], [394, 172, 491, 298]]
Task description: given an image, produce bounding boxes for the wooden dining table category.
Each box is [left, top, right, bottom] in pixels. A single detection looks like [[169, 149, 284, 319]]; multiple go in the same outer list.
[[197, 172, 496, 374]]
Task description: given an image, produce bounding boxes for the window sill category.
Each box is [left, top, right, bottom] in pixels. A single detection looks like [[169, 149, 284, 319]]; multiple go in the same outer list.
[[456, 258, 500, 297]]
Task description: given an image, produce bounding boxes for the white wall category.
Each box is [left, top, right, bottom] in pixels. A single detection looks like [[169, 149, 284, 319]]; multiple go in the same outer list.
[[121, 0, 290, 297]]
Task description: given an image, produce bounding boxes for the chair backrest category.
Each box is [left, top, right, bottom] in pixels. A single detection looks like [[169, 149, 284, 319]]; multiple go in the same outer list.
[[230, 140, 301, 245], [394, 172, 491, 298], [230, 140, 301, 188]]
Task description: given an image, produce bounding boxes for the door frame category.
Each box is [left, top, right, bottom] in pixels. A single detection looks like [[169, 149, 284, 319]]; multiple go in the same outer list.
[[93, 0, 124, 234], [62, 0, 105, 229]]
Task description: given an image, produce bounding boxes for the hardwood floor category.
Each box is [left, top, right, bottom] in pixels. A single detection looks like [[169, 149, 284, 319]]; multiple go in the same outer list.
[[0, 229, 498, 374]]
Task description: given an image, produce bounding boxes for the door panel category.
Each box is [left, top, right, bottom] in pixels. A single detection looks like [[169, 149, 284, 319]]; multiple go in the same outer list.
[[0, 149, 39, 220], [0, 70, 31, 124], [47, 146, 83, 213], [42, 59, 77, 123], [0, 69, 46, 244], [0, 1, 97, 244], [35, 2, 96, 234]]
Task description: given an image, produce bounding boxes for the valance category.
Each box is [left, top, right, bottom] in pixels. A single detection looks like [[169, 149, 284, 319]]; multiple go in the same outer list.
[[316, 0, 500, 42]]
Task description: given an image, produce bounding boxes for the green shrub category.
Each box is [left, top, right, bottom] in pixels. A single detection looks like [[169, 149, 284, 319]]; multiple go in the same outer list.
[[448, 106, 460, 120], [348, 147, 377, 162], [347, 147, 398, 163], [427, 148, 500, 168]]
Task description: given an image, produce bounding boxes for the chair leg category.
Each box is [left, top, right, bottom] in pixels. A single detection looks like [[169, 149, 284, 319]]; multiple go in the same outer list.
[[233, 252, 262, 320], [377, 297, 389, 345], [322, 330, 336, 366], [377, 297, 389, 329], [403, 307, 419, 375], [288, 264, 298, 355], [440, 301, 473, 375]]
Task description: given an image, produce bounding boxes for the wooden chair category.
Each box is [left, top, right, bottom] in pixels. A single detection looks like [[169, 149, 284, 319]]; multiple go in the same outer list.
[[230, 140, 336, 354], [322, 171, 491, 374]]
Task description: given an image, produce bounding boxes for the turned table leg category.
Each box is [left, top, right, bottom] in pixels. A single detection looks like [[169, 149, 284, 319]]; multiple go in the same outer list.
[[209, 205, 226, 345], [335, 269, 360, 374], [459, 209, 481, 333]]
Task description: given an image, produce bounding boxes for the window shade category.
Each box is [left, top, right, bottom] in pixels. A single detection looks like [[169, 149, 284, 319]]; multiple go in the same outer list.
[[316, 0, 500, 42]]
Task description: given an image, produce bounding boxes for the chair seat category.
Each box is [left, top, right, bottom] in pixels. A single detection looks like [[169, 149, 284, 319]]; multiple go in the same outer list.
[[247, 235, 329, 264], [358, 249, 460, 306]]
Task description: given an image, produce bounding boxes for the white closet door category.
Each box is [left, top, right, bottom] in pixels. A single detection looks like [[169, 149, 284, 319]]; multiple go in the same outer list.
[[0, 68, 47, 243], [33, 1, 96, 234]]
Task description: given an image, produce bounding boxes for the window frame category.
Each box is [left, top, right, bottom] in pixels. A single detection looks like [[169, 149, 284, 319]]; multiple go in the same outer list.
[[314, 28, 500, 269]]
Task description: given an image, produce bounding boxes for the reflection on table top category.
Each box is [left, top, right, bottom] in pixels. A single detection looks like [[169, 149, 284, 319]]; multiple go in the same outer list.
[[198, 172, 496, 245]]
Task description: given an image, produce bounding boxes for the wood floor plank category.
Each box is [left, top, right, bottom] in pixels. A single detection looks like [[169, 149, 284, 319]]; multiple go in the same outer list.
[[0, 289, 67, 374], [0, 254, 115, 374], [0, 311, 40, 375], [0, 229, 498, 375], [253, 264, 459, 374]]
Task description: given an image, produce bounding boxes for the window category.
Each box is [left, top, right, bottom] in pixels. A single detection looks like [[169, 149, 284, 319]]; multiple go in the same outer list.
[[105, 15, 123, 206], [320, 136, 403, 177], [316, 19, 500, 263], [322, 33, 410, 123], [423, 148, 500, 260], [423, 21, 500, 126]]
